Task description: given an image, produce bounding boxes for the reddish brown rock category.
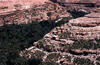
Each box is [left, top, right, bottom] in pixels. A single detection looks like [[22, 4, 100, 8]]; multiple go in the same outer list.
[[68, 13, 100, 40], [0, 0, 48, 11], [60, 58, 66, 62], [31, 49, 36, 53], [52, 35, 59, 40], [85, 13, 100, 18]]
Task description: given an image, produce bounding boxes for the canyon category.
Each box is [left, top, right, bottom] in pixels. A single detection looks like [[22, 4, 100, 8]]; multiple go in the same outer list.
[[0, 0, 100, 65]]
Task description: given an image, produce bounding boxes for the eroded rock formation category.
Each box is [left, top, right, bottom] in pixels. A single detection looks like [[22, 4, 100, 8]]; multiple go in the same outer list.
[[68, 13, 100, 40], [0, 0, 100, 65]]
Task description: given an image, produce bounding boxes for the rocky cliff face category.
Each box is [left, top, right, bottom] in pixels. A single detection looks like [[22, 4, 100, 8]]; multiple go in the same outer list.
[[29, 12, 100, 65], [50, 0, 100, 13]]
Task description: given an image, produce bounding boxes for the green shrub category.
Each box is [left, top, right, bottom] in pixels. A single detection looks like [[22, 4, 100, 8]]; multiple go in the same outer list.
[[59, 32, 71, 39], [64, 55, 71, 62], [61, 39, 100, 50], [71, 40, 96, 49], [46, 53, 61, 62], [73, 57, 94, 65], [31, 50, 45, 60], [38, 39, 46, 44], [47, 12, 52, 16]]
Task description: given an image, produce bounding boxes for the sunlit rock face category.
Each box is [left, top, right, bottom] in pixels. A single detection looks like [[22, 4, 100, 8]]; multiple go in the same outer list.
[[68, 13, 100, 40], [0, 0, 48, 13]]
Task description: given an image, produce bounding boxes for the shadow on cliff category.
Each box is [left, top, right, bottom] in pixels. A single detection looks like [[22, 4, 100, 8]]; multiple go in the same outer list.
[[50, 0, 90, 18], [49, 0, 57, 3], [67, 9, 90, 18], [0, 17, 72, 65], [0, 9, 89, 65]]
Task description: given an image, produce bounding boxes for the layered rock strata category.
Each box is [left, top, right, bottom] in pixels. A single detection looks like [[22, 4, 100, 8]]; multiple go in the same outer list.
[[69, 13, 100, 40], [51, 0, 100, 13]]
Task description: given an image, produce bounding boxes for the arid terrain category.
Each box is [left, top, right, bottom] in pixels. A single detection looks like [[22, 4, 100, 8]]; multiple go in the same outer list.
[[0, 0, 100, 65]]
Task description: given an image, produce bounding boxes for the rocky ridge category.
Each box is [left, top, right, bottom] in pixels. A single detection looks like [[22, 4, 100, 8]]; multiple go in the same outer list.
[[20, 12, 100, 65], [0, 0, 100, 65], [69, 13, 100, 40], [0, 1, 71, 26]]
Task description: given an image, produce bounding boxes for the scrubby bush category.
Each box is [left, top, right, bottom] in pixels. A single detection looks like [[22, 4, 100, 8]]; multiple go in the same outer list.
[[38, 39, 46, 44], [70, 40, 98, 49], [47, 12, 52, 16], [59, 32, 71, 39], [61, 39, 100, 50], [73, 57, 94, 65], [31, 50, 45, 60], [46, 53, 61, 62], [64, 55, 71, 62]]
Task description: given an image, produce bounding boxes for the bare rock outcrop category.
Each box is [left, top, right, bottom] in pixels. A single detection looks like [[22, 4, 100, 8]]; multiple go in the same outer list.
[[68, 13, 100, 40], [0, 0, 48, 13], [41, 12, 100, 41]]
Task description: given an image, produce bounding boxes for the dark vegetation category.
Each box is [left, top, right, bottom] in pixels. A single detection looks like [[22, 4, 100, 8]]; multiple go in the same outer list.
[[59, 32, 71, 39], [31, 50, 45, 60], [39, 62, 59, 65], [73, 57, 94, 65], [67, 9, 89, 18], [38, 39, 46, 44], [96, 62, 100, 65], [0, 16, 72, 65], [36, 39, 54, 52], [36, 39, 100, 54], [64, 55, 71, 62], [46, 53, 61, 62], [56, 16, 73, 26], [47, 12, 52, 17], [96, 56, 100, 61], [63, 40, 100, 50]]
